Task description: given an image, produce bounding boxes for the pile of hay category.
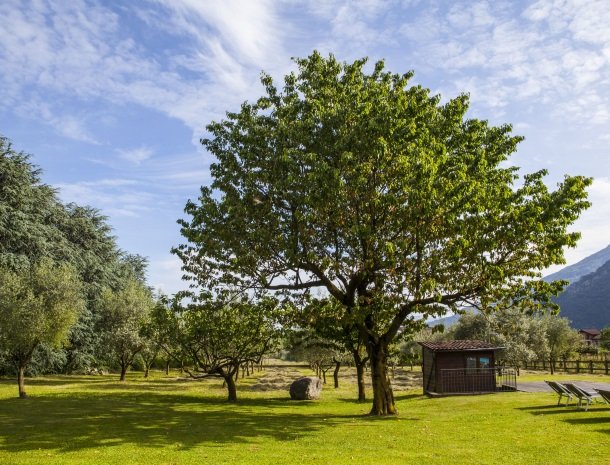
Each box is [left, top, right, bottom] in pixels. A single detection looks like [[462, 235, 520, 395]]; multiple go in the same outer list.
[[250, 367, 307, 391]]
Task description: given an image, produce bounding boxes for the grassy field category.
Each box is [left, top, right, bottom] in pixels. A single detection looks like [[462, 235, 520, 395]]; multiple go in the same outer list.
[[0, 369, 608, 465]]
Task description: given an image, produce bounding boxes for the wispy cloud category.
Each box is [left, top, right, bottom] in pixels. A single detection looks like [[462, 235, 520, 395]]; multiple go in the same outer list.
[[55, 178, 153, 218], [394, 0, 610, 123], [0, 0, 288, 140], [2, 0, 609, 289], [117, 146, 154, 165]]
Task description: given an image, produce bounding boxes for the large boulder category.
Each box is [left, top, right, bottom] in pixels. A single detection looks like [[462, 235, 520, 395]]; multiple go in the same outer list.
[[289, 376, 322, 400]]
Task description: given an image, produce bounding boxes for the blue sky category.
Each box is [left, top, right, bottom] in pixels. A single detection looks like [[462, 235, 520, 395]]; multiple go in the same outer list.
[[1, 0, 609, 295]]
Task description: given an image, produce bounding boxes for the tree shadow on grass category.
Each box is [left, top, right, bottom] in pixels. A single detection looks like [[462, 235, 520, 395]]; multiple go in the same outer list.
[[336, 393, 422, 405], [564, 415, 610, 434], [1, 376, 113, 387], [516, 404, 610, 434], [78, 380, 209, 392], [0, 391, 358, 453]]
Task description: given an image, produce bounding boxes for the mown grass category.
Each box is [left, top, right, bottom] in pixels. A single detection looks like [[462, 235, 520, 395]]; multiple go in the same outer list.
[[0, 369, 609, 465]]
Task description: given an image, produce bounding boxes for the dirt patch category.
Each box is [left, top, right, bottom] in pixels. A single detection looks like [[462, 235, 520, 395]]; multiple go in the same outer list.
[[250, 367, 308, 392], [391, 368, 423, 391], [249, 366, 423, 392]]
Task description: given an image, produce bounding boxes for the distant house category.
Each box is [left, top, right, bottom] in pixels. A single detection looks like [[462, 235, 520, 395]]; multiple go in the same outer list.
[[419, 340, 516, 396], [579, 328, 601, 348]]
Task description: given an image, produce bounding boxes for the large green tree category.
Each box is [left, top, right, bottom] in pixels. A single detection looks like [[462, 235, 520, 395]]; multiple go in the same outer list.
[[175, 52, 591, 415], [0, 259, 84, 398], [0, 136, 69, 270]]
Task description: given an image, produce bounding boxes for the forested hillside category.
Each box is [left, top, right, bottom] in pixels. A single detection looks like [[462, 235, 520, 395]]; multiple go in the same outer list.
[[555, 259, 610, 329]]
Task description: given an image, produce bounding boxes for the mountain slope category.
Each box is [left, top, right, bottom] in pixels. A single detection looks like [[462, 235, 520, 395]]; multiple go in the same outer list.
[[544, 244, 610, 284], [555, 259, 610, 329]]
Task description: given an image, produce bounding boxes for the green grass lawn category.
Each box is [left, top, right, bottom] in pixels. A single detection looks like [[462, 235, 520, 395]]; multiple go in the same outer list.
[[0, 370, 608, 465]]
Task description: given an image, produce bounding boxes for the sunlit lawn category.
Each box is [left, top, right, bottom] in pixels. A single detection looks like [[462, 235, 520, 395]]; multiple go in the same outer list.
[[0, 369, 609, 465]]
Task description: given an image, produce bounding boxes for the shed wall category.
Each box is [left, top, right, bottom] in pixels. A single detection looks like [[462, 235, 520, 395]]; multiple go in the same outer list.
[[422, 348, 435, 394]]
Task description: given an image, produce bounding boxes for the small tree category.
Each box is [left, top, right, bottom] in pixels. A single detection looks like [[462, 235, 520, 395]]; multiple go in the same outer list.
[[178, 296, 281, 402], [600, 328, 610, 352], [542, 315, 581, 373], [297, 298, 369, 399], [99, 279, 154, 381], [287, 328, 346, 386], [399, 339, 422, 370], [448, 312, 491, 341], [138, 338, 160, 379], [0, 259, 84, 398], [149, 296, 190, 374]]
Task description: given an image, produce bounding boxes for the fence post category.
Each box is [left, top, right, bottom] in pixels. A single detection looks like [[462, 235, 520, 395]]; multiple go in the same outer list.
[[576, 360, 580, 374], [605, 360, 609, 375], [589, 361, 593, 374]]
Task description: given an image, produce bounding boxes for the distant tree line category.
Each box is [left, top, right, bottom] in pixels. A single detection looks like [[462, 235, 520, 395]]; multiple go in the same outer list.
[[408, 310, 584, 375], [0, 136, 159, 396], [0, 136, 285, 401]]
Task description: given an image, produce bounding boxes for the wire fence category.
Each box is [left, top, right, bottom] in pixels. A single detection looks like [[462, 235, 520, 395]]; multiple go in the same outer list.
[[439, 368, 517, 394]]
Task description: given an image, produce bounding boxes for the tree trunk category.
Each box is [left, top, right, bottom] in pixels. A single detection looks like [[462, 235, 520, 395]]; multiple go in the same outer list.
[[353, 350, 366, 402], [368, 340, 397, 415], [224, 374, 237, 402], [120, 364, 128, 382], [550, 358, 555, 375], [333, 360, 341, 389], [17, 365, 27, 399], [165, 360, 170, 375], [144, 366, 150, 378]]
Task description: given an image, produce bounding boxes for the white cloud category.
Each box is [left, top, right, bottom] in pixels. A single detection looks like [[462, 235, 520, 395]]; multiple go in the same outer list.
[[118, 147, 154, 165], [561, 177, 610, 264], [148, 255, 185, 296], [14, 99, 100, 144]]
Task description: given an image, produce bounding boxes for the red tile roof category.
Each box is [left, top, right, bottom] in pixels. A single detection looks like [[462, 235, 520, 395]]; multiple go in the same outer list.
[[579, 328, 601, 336], [418, 340, 503, 351]]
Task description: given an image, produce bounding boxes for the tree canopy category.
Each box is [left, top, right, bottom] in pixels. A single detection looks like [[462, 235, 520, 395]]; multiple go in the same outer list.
[[175, 52, 590, 414]]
